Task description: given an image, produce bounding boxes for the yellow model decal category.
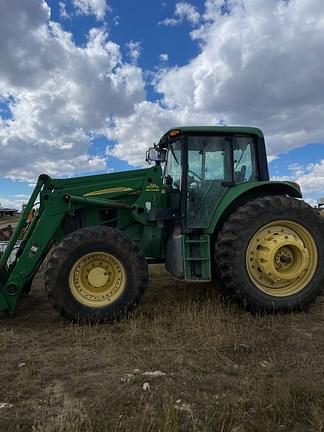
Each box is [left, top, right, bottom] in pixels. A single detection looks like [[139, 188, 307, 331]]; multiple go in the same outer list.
[[145, 183, 160, 192], [84, 187, 134, 197]]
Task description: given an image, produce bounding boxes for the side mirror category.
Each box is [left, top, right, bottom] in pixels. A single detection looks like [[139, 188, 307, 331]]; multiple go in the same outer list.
[[146, 147, 167, 164]]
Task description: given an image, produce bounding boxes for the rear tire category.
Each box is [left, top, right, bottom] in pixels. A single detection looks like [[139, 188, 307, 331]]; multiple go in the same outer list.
[[215, 195, 324, 312], [45, 226, 148, 322]]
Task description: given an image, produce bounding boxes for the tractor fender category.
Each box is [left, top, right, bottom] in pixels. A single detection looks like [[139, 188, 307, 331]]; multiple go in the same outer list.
[[208, 181, 302, 235]]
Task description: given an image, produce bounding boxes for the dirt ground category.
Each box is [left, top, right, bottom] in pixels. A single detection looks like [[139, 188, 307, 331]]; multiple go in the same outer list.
[[1, 265, 324, 432]]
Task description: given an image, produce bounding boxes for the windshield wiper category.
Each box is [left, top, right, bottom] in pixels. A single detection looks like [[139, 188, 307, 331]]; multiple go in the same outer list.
[[234, 147, 246, 170]]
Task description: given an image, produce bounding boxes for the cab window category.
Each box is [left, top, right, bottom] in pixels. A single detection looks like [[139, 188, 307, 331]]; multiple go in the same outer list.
[[233, 136, 257, 182], [164, 139, 182, 189]]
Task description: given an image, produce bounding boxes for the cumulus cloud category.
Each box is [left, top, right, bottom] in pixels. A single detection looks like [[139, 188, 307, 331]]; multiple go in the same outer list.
[[59, 1, 70, 19], [0, 195, 30, 211], [126, 41, 141, 64], [289, 160, 324, 195], [0, 0, 145, 182], [0, 0, 52, 90], [1, 0, 324, 204], [160, 2, 201, 26], [102, 0, 324, 204], [271, 158, 324, 205], [72, 0, 109, 20], [107, 101, 216, 166], [156, 0, 324, 158], [159, 53, 169, 62]]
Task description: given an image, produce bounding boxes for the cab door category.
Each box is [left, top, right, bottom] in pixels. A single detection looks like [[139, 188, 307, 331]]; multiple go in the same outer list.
[[185, 134, 257, 230]]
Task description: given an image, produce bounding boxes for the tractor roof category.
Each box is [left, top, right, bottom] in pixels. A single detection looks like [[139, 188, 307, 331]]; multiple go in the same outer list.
[[158, 126, 264, 146]]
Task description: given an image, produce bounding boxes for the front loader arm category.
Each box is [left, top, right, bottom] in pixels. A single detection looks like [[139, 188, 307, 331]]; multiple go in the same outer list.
[[0, 166, 165, 314], [0, 185, 132, 312], [0, 175, 48, 273], [0, 174, 68, 312], [0, 168, 164, 313]]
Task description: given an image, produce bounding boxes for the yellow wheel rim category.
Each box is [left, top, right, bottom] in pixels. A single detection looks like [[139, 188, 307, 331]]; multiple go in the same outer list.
[[246, 220, 318, 297], [69, 252, 126, 308]]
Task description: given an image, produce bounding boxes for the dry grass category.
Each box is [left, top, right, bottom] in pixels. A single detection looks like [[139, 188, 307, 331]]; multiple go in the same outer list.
[[1, 265, 324, 431], [0, 215, 19, 225]]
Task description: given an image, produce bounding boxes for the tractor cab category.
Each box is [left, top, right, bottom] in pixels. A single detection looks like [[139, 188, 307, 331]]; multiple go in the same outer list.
[[146, 126, 271, 281], [147, 126, 269, 231]]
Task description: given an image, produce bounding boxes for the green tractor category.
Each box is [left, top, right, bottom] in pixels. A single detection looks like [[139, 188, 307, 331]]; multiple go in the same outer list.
[[0, 126, 323, 322]]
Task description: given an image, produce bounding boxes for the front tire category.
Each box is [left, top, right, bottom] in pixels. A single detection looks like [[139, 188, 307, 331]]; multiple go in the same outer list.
[[215, 195, 324, 312], [45, 226, 148, 322]]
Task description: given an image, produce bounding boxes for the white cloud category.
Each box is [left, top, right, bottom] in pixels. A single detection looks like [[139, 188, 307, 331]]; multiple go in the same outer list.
[[291, 160, 324, 196], [105, 0, 324, 203], [72, 0, 109, 20], [175, 2, 201, 25], [159, 53, 169, 62], [160, 17, 179, 27], [160, 2, 201, 26], [59, 1, 70, 19], [126, 41, 141, 64], [0, 195, 30, 211], [156, 0, 324, 159], [0, 0, 145, 182], [113, 15, 120, 26], [267, 155, 279, 163], [0, 0, 51, 90], [107, 101, 216, 166], [1, 0, 324, 204], [271, 159, 324, 204]]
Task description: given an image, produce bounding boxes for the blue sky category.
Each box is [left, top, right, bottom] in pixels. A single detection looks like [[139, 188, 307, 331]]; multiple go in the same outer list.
[[48, 0, 205, 68], [0, 0, 324, 209]]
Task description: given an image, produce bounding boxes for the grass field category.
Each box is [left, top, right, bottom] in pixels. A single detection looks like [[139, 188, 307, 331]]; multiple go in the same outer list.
[[1, 264, 324, 431]]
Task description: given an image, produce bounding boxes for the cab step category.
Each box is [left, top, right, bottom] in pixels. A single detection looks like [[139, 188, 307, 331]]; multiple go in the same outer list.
[[183, 234, 211, 281]]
